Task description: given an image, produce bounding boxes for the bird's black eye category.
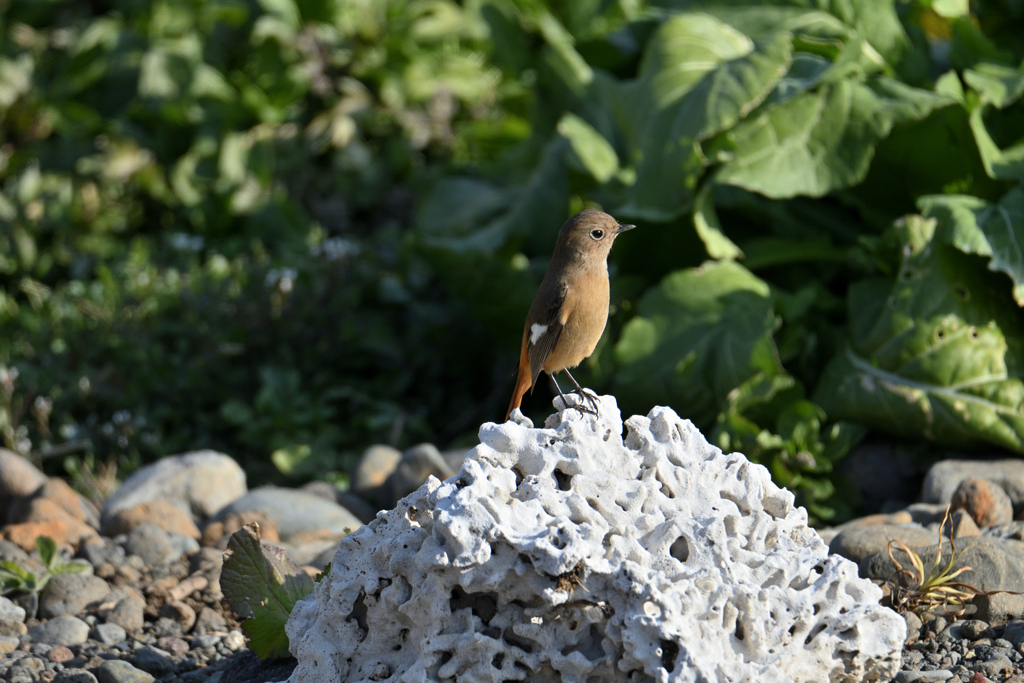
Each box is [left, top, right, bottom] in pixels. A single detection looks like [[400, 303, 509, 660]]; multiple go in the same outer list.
[[590, 229, 604, 240]]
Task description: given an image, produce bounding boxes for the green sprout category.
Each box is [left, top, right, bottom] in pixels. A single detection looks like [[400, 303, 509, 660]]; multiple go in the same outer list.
[[0, 536, 88, 597]]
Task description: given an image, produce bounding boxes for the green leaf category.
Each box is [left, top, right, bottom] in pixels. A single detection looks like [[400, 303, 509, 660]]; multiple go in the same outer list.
[[557, 113, 619, 183], [271, 444, 312, 476], [919, 186, 1024, 306], [693, 186, 743, 260], [815, 216, 1024, 452], [620, 16, 792, 220], [418, 138, 569, 252], [931, 0, 969, 18], [968, 106, 1024, 181], [613, 260, 784, 424], [963, 63, 1024, 109], [221, 523, 315, 659], [36, 536, 56, 569], [714, 77, 953, 198]]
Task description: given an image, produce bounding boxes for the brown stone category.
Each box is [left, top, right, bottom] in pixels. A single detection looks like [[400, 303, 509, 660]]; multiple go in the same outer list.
[[101, 500, 200, 540], [0, 449, 47, 523], [46, 646, 73, 663], [1, 516, 97, 552], [200, 511, 279, 547], [951, 478, 1014, 528]]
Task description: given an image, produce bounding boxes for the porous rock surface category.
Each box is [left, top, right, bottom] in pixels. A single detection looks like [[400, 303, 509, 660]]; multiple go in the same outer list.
[[286, 395, 904, 683]]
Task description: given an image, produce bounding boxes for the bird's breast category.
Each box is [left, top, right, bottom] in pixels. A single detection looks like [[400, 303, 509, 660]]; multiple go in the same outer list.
[[544, 271, 609, 373]]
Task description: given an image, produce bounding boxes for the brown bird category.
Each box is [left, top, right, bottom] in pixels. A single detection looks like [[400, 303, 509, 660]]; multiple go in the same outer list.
[[505, 209, 635, 421]]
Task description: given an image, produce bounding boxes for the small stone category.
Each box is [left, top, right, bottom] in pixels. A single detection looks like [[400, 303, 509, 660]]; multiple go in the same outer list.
[[53, 670, 100, 683], [941, 509, 981, 539], [0, 634, 19, 654], [893, 670, 955, 682], [101, 450, 246, 526], [200, 511, 279, 548], [191, 606, 227, 635], [27, 616, 90, 646], [47, 646, 73, 663], [0, 619, 28, 636], [960, 620, 995, 640], [974, 592, 1024, 626], [952, 478, 1014, 528], [351, 445, 402, 497], [101, 501, 200, 540], [154, 636, 188, 657], [904, 611, 924, 643], [132, 646, 175, 677], [149, 616, 182, 638], [0, 595, 27, 622], [211, 487, 361, 541], [121, 523, 181, 566], [190, 634, 221, 649], [223, 630, 246, 650], [91, 622, 127, 645], [104, 597, 145, 634], [158, 601, 196, 632], [38, 573, 111, 619], [95, 660, 156, 683], [975, 654, 1013, 676], [0, 449, 48, 520], [378, 443, 454, 510], [1003, 619, 1024, 647]]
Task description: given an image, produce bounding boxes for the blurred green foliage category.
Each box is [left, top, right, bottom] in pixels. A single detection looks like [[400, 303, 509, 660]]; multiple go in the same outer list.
[[2, 0, 1024, 523]]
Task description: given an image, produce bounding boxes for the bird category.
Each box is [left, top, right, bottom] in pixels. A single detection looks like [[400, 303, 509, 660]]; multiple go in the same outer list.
[[505, 209, 635, 421]]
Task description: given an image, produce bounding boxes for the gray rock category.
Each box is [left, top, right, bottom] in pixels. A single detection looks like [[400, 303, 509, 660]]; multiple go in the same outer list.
[[54, 670, 100, 683], [0, 448, 47, 523], [103, 594, 145, 634], [211, 486, 361, 540], [133, 646, 175, 677], [38, 573, 111, 618], [0, 539, 34, 565], [27, 615, 90, 646], [192, 606, 227, 635], [829, 524, 936, 564], [950, 477, 1014, 527], [351, 445, 402, 497], [120, 523, 178, 566], [102, 450, 246, 525], [982, 520, 1024, 541], [1003, 618, 1024, 646], [861, 536, 1024, 594], [0, 596, 26, 623], [959, 619, 994, 640], [79, 541, 126, 568], [893, 671, 953, 683], [972, 590, 1024, 625], [905, 503, 950, 527], [975, 654, 1013, 677], [378, 443, 455, 509], [922, 459, 1024, 514], [902, 611, 923, 643], [96, 660, 156, 683], [301, 481, 379, 525], [166, 531, 200, 559], [92, 622, 127, 645]]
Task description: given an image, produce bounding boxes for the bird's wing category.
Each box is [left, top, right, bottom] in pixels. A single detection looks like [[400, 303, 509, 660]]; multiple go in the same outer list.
[[526, 281, 568, 388]]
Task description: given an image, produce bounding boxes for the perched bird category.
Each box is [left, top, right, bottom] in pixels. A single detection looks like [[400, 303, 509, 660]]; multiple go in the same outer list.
[[505, 209, 635, 421]]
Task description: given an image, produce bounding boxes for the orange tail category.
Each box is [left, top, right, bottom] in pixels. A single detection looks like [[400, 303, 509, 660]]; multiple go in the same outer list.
[[505, 337, 533, 421]]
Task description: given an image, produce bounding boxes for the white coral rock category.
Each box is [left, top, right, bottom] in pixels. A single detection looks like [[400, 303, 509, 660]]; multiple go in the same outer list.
[[285, 395, 904, 683]]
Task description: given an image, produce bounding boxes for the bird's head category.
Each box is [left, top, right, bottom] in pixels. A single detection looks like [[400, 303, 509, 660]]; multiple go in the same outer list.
[[557, 209, 635, 260]]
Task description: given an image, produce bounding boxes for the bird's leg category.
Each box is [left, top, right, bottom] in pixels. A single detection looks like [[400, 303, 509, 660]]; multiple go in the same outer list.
[[549, 374, 596, 416], [561, 369, 599, 415]]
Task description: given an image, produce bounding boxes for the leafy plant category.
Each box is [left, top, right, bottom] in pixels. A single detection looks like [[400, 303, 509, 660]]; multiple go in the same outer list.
[[0, 536, 88, 597], [883, 507, 982, 617], [220, 522, 315, 660]]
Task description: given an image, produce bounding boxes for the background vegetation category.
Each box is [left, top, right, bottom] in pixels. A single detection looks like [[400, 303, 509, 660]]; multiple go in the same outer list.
[[2, 0, 1022, 523]]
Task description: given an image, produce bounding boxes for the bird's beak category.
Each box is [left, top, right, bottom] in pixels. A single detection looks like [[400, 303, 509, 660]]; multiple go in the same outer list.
[[615, 223, 636, 234]]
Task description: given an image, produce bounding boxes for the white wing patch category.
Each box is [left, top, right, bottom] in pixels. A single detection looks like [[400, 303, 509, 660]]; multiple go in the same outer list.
[[530, 323, 548, 346]]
